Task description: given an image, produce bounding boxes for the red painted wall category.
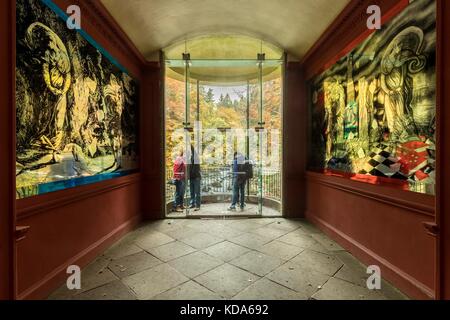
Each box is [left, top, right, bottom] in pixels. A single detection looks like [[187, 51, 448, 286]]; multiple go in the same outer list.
[[16, 175, 142, 299], [305, 173, 435, 299], [0, 0, 15, 300], [301, 0, 438, 299], [141, 63, 164, 220], [283, 62, 307, 218], [11, 0, 149, 299], [436, 0, 450, 300]]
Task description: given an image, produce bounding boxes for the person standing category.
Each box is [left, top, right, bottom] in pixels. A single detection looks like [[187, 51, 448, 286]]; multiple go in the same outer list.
[[173, 148, 186, 212], [188, 145, 201, 211], [228, 152, 249, 211]]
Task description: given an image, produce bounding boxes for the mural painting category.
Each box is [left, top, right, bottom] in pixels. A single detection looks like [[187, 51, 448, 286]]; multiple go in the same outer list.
[[16, 0, 139, 199], [309, 0, 436, 194]]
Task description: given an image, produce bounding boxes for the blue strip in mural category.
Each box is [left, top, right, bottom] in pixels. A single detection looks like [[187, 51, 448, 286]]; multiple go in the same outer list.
[[38, 169, 139, 195]]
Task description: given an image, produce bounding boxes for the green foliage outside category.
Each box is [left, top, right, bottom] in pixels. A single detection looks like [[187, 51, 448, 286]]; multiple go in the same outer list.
[[165, 75, 282, 170]]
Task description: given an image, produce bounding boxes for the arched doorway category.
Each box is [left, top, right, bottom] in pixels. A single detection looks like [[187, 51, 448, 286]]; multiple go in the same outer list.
[[163, 35, 284, 217]]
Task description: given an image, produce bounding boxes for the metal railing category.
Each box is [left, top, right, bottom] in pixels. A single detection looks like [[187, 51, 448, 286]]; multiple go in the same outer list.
[[166, 165, 281, 203]]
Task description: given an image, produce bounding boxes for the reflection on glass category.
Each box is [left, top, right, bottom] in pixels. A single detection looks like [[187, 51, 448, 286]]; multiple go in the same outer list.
[[308, 0, 436, 195], [164, 37, 284, 216]]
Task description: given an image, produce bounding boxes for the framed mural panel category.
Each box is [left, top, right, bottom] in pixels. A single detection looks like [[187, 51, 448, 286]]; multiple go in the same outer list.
[[16, 0, 139, 199], [309, 0, 436, 195]]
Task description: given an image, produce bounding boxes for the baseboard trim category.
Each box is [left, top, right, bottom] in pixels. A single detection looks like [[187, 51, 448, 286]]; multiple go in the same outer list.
[[17, 214, 142, 300], [305, 211, 435, 300]]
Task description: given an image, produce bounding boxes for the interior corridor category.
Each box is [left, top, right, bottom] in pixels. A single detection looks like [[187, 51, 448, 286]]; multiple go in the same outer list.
[[2, 0, 449, 302], [49, 218, 407, 300]]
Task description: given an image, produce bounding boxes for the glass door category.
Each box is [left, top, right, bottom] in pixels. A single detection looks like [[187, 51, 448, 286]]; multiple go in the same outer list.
[[260, 60, 283, 216], [165, 56, 283, 217]]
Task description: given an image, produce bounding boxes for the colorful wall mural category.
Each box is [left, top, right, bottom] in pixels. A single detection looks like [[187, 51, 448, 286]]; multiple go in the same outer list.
[[16, 0, 139, 199], [309, 0, 436, 195]]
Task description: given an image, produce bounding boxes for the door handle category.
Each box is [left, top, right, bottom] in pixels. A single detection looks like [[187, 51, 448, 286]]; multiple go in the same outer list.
[[423, 222, 439, 237]]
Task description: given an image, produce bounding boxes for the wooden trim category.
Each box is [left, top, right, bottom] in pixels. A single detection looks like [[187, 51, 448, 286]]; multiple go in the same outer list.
[[306, 212, 434, 299], [17, 173, 142, 219], [436, 0, 450, 301], [10, 0, 17, 300], [159, 57, 166, 219], [285, 174, 305, 180], [282, 62, 307, 218], [0, 0, 17, 300], [143, 174, 161, 180], [142, 62, 164, 220], [435, 0, 443, 300], [281, 53, 287, 218], [306, 171, 435, 217], [17, 214, 141, 300]]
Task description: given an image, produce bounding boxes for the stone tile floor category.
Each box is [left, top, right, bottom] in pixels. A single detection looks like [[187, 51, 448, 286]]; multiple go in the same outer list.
[[48, 217, 409, 300]]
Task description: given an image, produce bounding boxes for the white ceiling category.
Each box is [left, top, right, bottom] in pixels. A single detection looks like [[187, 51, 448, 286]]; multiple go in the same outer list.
[[100, 0, 351, 61]]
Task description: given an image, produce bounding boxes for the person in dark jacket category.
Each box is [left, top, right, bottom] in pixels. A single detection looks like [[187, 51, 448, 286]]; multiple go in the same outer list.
[[228, 152, 248, 211], [188, 145, 201, 210]]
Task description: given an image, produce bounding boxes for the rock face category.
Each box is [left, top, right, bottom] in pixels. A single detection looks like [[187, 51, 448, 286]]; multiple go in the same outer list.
[[15, 0, 139, 199]]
